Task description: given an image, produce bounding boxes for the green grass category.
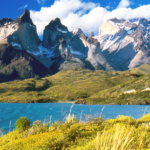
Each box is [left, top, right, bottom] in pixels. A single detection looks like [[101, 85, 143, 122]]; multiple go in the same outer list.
[[1, 64, 150, 104]]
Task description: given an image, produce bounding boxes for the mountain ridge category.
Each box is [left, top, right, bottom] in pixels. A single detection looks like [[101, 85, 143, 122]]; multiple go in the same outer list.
[[0, 9, 150, 82]]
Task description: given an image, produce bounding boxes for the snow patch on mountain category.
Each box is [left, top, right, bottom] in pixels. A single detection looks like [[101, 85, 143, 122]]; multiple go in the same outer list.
[[11, 42, 22, 49], [127, 29, 134, 34], [56, 28, 68, 33], [70, 49, 83, 56], [27, 44, 58, 58], [0, 23, 19, 41]]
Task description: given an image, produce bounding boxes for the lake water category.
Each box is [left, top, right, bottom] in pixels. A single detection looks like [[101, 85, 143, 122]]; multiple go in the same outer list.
[[0, 103, 150, 135]]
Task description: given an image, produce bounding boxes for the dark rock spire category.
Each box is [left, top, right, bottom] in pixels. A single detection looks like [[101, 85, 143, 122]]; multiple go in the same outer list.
[[12, 9, 34, 25]]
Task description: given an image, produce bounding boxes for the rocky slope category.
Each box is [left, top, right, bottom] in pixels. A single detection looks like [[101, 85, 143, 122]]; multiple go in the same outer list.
[[94, 18, 150, 70], [0, 44, 51, 82]]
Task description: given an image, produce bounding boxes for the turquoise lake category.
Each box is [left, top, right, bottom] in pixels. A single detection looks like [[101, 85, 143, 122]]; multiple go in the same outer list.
[[0, 103, 150, 135]]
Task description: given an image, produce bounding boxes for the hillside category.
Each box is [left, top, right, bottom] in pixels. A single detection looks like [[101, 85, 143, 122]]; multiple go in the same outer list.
[[0, 63, 150, 104]]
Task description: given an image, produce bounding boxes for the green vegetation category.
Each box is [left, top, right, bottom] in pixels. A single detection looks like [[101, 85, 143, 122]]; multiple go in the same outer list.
[[1, 114, 150, 149], [1, 63, 150, 104], [15, 117, 31, 132]]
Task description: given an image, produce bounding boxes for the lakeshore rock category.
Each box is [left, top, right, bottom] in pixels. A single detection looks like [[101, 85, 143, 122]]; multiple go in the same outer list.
[[74, 99, 86, 104]]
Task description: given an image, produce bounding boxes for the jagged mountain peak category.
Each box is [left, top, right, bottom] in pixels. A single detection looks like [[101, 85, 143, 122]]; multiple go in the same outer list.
[[107, 17, 150, 29], [11, 9, 34, 25], [45, 17, 68, 32], [73, 28, 83, 36], [99, 17, 150, 38], [88, 31, 95, 38]]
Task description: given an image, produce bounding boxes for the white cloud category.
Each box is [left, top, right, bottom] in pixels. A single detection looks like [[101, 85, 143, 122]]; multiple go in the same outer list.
[[36, 0, 46, 5], [18, 4, 28, 10], [30, 0, 150, 36], [31, 0, 98, 35], [117, 0, 131, 8]]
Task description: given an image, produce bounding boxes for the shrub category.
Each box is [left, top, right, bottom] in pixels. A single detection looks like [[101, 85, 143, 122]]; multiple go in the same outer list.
[[27, 120, 49, 135], [15, 117, 31, 132]]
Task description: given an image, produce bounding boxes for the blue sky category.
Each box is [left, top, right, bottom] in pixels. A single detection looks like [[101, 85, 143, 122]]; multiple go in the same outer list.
[[0, 0, 150, 35]]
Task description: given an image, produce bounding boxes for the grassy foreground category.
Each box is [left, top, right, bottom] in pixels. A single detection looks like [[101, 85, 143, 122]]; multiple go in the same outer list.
[[1, 63, 150, 104], [1, 114, 150, 149]]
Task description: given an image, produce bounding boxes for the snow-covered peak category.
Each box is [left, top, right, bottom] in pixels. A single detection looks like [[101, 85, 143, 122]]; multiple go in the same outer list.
[[99, 17, 150, 37]]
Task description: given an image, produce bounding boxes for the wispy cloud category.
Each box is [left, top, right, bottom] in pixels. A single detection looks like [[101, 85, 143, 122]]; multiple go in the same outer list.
[[105, 2, 113, 10], [117, 0, 131, 8], [30, 0, 150, 36], [36, 0, 46, 5], [18, 4, 28, 10]]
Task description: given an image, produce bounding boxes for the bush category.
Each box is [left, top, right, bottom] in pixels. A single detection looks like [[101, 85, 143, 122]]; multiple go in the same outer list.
[[15, 117, 31, 132]]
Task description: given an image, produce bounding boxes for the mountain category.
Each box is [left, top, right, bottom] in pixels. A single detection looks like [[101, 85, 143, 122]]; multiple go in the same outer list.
[[1, 9, 150, 82], [0, 9, 40, 51], [94, 18, 150, 70], [41, 18, 115, 72], [0, 10, 51, 82], [41, 18, 93, 73]]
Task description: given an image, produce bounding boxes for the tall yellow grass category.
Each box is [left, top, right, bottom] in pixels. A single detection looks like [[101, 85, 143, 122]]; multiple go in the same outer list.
[[1, 115, 150, 150]]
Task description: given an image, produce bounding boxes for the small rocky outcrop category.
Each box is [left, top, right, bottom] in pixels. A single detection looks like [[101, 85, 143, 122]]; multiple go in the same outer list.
[[74, 99, 86, 104], [124, 89, 136, 94]]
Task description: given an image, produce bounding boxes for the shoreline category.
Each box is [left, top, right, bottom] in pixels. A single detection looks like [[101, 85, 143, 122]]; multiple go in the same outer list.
[[0, 101, 149, 105]]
